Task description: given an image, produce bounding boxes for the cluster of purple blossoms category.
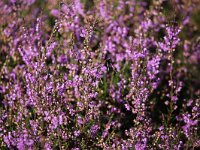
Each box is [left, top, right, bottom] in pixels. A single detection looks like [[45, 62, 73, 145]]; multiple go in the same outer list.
[[0, 0, 199, 149]]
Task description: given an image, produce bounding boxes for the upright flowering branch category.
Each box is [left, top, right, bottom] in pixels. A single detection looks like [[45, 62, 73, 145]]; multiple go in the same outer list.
[[160, 25, 181, 121]]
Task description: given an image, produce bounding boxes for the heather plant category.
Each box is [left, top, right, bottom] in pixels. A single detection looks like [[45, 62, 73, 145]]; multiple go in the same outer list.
[[0, 0, 199, 149]]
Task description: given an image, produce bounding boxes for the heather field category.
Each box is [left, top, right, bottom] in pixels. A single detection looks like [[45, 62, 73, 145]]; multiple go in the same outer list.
[[0, 0, 200, 149]]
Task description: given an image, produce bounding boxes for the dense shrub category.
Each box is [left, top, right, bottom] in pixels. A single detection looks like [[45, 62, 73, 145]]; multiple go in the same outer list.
[[0, 0, 199, 149]]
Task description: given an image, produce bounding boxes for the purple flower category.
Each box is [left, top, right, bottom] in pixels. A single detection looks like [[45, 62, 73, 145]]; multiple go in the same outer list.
[[58, 55, 68, 64], [90, 125, 99, 136]]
